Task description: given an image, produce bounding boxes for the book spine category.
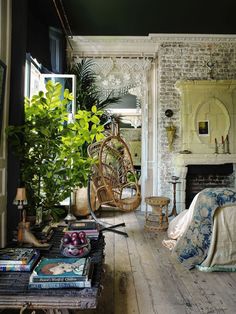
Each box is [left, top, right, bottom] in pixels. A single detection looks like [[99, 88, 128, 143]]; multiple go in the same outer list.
[[0, 260, 28, 265], [32, 275, 88, 282], [0, 252, 40, 272], [0, 263, 32, 272], [28, 280, 91, 289]]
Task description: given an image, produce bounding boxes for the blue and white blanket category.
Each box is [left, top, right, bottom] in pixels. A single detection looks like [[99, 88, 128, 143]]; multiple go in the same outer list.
[[173, 188, 236, 269]]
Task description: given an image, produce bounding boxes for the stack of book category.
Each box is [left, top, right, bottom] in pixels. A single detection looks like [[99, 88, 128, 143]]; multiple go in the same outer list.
[[67, 220, 100, 239], [0, 248, 40, 272], [28, 256, 93, 289]]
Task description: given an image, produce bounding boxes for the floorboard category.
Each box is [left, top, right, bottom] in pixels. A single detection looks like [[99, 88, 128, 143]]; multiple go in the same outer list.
[[75, 210, 236, 314], [2, 209, 236, 314]]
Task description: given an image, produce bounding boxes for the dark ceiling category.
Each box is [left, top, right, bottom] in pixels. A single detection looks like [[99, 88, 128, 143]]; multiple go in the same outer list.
[[29, 0, 236, 36]]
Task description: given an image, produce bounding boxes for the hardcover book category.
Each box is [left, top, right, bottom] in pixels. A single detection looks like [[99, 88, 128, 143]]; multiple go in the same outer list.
[[68, 220, 98, 231], [28, 274, 92, 289], [0, 248, 36, 265], [31, 257, 91, 282], [0, 250, 40, 272], [64, 229, 99, 240]]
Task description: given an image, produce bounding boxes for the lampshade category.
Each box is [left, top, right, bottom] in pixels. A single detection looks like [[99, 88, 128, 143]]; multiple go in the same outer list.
[[13, 187, 27, 206], [15, 187, 27, 201]]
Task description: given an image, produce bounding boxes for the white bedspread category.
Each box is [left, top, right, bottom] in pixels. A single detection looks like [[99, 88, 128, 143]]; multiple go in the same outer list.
[[201, 205, 236, 268], [163, 190, 236, 270]]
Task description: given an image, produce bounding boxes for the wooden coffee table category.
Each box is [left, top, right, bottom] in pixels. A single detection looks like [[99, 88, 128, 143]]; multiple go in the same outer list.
[[0, 228, 105, 313]]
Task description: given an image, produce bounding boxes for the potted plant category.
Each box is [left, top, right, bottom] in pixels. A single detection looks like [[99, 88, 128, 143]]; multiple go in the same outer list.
[[6, 80, 105, 222], [68, 58, 120, 112]]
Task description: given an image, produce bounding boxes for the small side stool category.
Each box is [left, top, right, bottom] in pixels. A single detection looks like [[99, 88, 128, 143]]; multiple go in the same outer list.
[[144, 196, 170, 232]]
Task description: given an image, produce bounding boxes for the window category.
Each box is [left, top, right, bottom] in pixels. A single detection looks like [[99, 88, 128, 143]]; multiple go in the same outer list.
[[25, 55, 76, 115], [40, 74, 76, 115]]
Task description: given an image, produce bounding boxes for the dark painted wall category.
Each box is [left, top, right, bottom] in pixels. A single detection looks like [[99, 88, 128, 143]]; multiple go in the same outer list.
[[7, 0, 28, 241], [7, 0, 65, 242], [63, 0, 236, 35], [27, 0, 236, 36]]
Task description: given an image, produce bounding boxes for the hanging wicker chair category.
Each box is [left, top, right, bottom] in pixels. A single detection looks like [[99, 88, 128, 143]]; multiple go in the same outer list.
[[88, 133, 141, 211]]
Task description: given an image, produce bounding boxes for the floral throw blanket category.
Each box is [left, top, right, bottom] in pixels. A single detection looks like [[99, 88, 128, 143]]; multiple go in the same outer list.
[[173, 188, 236, 269]]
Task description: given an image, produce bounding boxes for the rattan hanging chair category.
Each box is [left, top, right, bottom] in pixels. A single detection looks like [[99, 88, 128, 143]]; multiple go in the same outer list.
[[88, 131, 141, 212]]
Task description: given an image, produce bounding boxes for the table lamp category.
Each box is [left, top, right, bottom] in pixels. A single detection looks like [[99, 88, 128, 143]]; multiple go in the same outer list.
[[13, 187, 28, 222], [13, 187, 49, 247]]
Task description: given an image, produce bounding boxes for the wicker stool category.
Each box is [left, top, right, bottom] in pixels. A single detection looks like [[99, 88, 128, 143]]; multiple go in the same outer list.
[[144, 196, 170, 232]]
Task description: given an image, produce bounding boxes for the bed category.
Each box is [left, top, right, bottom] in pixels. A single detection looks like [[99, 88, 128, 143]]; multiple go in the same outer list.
[[163, 187, 236, 271]]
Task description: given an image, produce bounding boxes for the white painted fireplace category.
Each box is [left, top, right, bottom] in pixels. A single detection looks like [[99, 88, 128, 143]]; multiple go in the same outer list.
[[174, 79, 236, 211]]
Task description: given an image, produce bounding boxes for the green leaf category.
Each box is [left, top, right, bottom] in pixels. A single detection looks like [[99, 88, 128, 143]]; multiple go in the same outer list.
[[91, 105, 97, 113], [90, 115, 100, 124], [96, 133, 105, 141]]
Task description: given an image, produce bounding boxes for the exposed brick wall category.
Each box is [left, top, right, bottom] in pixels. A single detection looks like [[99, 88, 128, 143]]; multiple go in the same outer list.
[[157, 41, 236, 204]]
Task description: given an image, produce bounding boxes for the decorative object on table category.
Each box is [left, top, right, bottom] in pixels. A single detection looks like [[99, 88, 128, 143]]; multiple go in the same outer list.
[[60, 231, 91, 257], [13, 187, 49, 248], [64, 194, 77, 223], [225, 134, 230, 154], [144, 196, 170, 232], [13, 187, 28, 239], [13, 187, 30, 243], [221, 136, 225, 154], [214, 138, 219, 154], [0, 249, 40, 272], [13, 187, 28, 212], [169, 176, 181, 217], [29, 256, 92, 289], [214, 135, 230, 154]]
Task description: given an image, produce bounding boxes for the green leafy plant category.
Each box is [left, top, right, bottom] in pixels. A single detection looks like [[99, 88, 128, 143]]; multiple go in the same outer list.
[[6, 80, 104, 220], [68, 58, 120, 111]]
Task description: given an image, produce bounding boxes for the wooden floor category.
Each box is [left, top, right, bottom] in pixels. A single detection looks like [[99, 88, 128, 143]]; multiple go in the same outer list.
[[75, 209, 236, 314], [1, 210, 236, 314]]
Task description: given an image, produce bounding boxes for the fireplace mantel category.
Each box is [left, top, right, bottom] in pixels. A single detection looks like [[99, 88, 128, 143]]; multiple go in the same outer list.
[[173, 154, 236, 211], [174, 154, 236, 169]]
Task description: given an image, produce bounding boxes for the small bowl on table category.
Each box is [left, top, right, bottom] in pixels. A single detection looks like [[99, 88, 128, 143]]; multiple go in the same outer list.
[[60, 231, 91, 258]]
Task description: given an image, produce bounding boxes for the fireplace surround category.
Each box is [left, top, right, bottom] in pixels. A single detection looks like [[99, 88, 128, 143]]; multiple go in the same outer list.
[[172, 79, 236, 212], [174, 154, 236, 211]]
